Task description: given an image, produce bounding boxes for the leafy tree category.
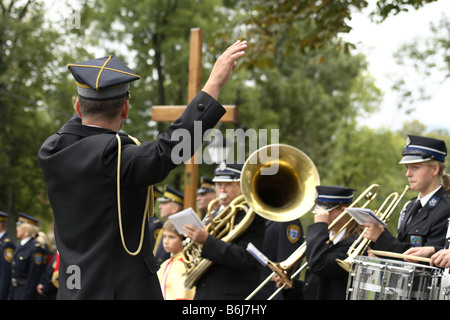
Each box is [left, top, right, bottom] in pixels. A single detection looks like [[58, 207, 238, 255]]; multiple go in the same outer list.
[[0, 0, 90, 233], [392, 14, 449, 112]]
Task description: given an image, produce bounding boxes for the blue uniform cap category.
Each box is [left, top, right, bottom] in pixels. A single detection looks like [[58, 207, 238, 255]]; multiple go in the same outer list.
[[68, 55, 140, 101], [212, 162, 242, 182], [17, 212, 41, 226], [157, 185, 184, 206], [0, 211, 9, 222], [197, 176, 215, 195], [315, 185, 355, 204], [399, 135, 447, 164]]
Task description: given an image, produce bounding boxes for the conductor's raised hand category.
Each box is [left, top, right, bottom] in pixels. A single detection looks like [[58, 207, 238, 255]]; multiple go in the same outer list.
[[202, 40, 248, 100]]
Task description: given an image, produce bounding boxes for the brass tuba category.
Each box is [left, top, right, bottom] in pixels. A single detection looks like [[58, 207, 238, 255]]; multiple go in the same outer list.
[[182, 144, 320, 289]]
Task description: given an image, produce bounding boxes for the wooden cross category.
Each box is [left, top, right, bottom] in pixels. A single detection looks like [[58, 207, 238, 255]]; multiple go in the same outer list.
[[151, 28, 238, 210]]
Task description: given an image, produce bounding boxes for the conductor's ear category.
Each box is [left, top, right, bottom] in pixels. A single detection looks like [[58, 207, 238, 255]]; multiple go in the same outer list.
[[75, 99, 82, 118]]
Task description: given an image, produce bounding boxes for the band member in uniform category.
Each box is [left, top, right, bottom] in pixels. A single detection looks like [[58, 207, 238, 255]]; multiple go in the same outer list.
[[364, 135, 450, 254], [196, 176, 217, 219], [0, 211, 16, 299], [154, 185, 184, 264], [183, 162, 266, 300], [274, 185, 362, 300], [37, 40, 248, 299], [10, 213, 47, 300], [254, 218, 304, 300]]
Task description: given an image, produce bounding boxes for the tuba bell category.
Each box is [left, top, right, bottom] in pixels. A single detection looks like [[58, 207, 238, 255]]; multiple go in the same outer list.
[[241, 144, 320, 222], [182, 144, 320, 289]]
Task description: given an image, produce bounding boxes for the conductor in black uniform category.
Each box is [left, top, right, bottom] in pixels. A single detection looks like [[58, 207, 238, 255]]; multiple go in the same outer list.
[[364, 135, 450, 254], [183, 162, 266, 300], [38, 40, 248, 299], [0, 211, 16, 300]]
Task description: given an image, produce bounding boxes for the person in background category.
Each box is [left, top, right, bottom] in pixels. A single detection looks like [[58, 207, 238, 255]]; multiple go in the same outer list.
[[0, 211, 16, 300], [196, 176, 218, 220], [10, 213, 47, 300], [153, 185, 184, 265], [157, 220, 195, 300]]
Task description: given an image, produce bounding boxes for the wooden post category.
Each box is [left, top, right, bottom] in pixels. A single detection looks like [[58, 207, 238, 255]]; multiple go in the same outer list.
[[184, 28, 203, 210], [151, 29, 238, 210]]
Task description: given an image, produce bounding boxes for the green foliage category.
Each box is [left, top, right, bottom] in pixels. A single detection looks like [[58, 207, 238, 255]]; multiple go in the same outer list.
[[0, 0, 446, 238]]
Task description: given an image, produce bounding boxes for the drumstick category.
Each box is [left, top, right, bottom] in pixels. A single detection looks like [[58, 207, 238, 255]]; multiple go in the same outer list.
[[368, 249, 431, 263]]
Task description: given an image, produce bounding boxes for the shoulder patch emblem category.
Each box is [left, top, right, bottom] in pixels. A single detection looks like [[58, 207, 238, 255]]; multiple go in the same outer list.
[[3, 248, 14, 263], [33, 253, 43, 265], [286, 224, 301, 244]]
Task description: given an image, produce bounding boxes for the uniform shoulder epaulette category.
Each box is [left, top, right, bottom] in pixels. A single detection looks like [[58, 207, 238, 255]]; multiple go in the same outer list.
[[441, 193, 450, 205], [35, 242, 46, 249]]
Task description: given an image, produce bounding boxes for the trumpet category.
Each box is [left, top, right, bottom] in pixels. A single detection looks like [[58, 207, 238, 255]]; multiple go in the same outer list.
[[246, 184, 380, 300], [336, 185, 410, 272]]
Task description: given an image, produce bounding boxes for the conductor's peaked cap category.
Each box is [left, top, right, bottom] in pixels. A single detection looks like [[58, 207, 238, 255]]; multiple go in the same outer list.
[[68, 55, 140, 101]]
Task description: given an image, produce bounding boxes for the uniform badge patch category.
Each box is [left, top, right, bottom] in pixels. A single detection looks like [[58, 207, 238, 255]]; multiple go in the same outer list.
[[410, 235, 422, 247], [286, 225, 301, 244], [3, 248, 14, 263], [33, 253, 43, 265], [429, 196, 439, 207]]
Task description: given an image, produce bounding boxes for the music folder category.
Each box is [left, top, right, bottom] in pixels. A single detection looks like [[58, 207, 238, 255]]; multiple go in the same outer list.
[[346, 207, 386, 227], [168, 207, 204, 234]]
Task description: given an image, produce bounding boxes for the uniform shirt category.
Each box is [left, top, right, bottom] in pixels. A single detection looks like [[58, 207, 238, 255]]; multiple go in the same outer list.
[[157, 252, 195, 300]]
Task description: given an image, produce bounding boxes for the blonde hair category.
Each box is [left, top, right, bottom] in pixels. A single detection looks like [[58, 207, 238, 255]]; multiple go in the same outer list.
[[19, 223, 39, 238], [162, 220, 182, 238], [36, 231, 50, 248], [429, 160, 450, 195]]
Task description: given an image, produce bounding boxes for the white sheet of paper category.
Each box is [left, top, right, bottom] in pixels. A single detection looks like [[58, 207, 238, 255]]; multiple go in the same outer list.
[[346, 207, 386, 227], [168, 207, 204, 234]]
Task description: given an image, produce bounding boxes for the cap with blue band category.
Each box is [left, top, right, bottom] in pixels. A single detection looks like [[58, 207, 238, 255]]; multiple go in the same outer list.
[[399, 135, 447, 164]]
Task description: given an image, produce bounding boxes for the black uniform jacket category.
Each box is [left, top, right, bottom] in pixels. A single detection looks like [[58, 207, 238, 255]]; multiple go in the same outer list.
[[283, 223, 356, 300], [194, 209, 265, 300], [0, 232, 16, 299], [254, 219, 304, 300], [373, 187, 450, 253], [10, 239, 47, 300], [303, 222, 355, 300], [38, 91, 225, 299]]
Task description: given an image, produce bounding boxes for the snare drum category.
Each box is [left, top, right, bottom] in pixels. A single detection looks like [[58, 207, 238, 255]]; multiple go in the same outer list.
[[346, 255, 442, 300]]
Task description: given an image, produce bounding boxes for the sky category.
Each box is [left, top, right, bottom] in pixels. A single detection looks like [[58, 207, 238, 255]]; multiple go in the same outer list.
[[343, 1, 450, 132], [43, 1, 449, 132]]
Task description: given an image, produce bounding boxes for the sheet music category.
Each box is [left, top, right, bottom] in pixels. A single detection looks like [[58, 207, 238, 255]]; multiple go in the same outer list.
[[346, 207, 386, 227], [168, 207, 204, 234]]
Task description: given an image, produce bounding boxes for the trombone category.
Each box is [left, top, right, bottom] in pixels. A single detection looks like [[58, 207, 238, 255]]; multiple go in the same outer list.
[[336, 185, 410, 272], [245, 184, 380, 300]]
